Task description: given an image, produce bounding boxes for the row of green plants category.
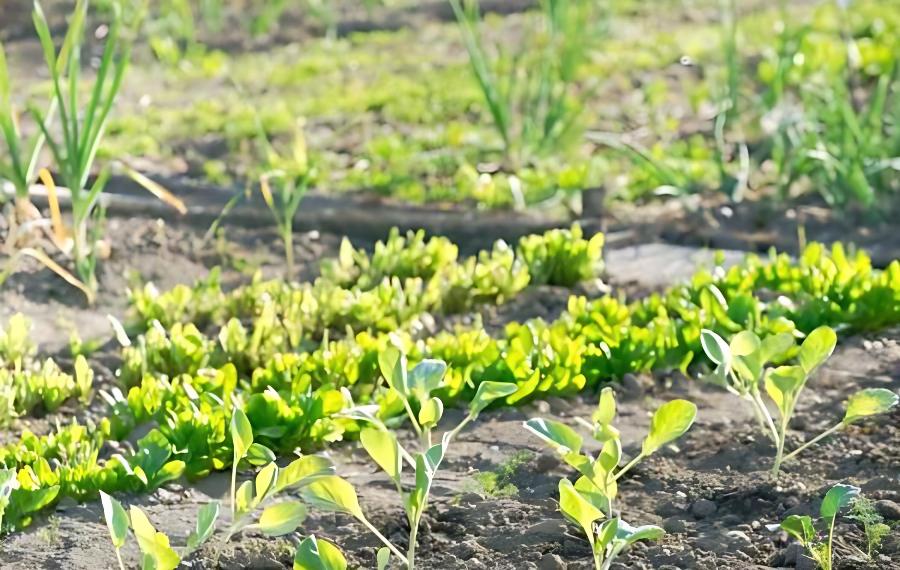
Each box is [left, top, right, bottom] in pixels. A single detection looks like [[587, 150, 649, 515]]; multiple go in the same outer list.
[[128, 224, 604, 333], [0, 238, 895, 538]]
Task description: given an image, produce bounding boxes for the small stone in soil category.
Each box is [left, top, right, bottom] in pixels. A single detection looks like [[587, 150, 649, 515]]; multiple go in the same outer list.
[[537, 553, 566, 570], [662, 516, 687, 533], [876, 499, 900, 520], [691, 498, 717, 519], [535, 450, 561, 472]]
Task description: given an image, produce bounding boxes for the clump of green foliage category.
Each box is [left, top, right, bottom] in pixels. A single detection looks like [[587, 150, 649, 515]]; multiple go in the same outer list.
[[772, 483, 861, 570], [449, 0, 601, 167], [849, 495, 892, 560], [517, 224, 604, 286], [525, 387, 696, 568], [701, 326, 899, 477], [461, 450, 533, 499]]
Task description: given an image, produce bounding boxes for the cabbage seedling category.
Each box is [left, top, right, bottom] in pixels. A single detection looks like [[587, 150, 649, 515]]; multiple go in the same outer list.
[[701, 327, 899, 477], [100, 491, 220, 570], [525, 387, 697, 517], [770, 483, 861, 570], [302, 350, 517, 569], [524, 388, 694, 568]]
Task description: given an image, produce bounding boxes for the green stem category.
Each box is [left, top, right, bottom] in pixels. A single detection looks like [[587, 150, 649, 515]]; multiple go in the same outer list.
[[770, 416, 789, 479], [781, 422, 844, 463], [230, 464, 237, 518], [360, 515, 408, 566], [401, 398, 423, 437], [446, 414, 474, 443], [826, 515, 836, 570], [612, 453, 644, 482], [114, 548, 125, 570], [751, 391, 780, 443], [407, 514, 419, 570], [283, 224, 294, 279]]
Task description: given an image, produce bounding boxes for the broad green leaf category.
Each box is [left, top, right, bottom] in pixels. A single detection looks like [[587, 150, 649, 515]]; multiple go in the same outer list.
[[418, 397, 444, 428], [729, 331, 760, 357], [574, 474, 613, 512], [559, 479, 603, 541], [597, 518, 618, 548], [408, 359, 446, 399], [842, 389, 899, 424], [760, 332, 795, 363], [764, 366, 806, 418], [100, 491, 129, 549], [780, 514, 815, 544], [235, 481, 254, 517], [410, 438, 447, 516], [231, 408, 253, 463], [523, 418, 583, 454], [592, 387, 617, 426], [592, 388, 620, 442], [641, 400, 697, 456], [276, 456, 335, 492], [246, 443, 276, 467], [700, 329, 731, 367], [130, 507, 180, 570], [255, 463, 279, 504], [378, 347, 407, 396], [616, 520, 665, 545], [294, 535, 347, 570], [820, 484, 860, 520], [185, 501, 219, 553], [302, 476, 363, 519], [376, 547, 390, 570], [360, 428, 401, 482], [258, 501, 308, 536], [469, 381, 517, 415], [798, 327, 837, 375]]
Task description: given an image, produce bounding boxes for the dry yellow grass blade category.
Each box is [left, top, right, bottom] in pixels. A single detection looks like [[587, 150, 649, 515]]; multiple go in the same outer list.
[[121, 163, 187, 215], [38, 168, 69, 248], [18, 247, 94, 303], [259, 174, 275, 210]]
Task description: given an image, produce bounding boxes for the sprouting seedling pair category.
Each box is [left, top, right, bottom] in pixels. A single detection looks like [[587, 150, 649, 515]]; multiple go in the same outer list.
[[299, 348, 517, 570], [524, 387, 697, 569], [100, 491, 219, 570], [701, 326, 899, 477], [770, 483, 861, 570], [228, 407, 335, 539]]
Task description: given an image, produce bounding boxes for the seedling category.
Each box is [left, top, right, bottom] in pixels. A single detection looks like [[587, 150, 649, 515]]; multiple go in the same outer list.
[[100, 491, 219, 570], [770, 483, 861, 570], [701, 326, 899, 477], [302, 350, 517, 569], [257, 122, 315, 278], [849, 495, 891, 560], [524, 387, 695, 568], [30, 0, 133, 292]]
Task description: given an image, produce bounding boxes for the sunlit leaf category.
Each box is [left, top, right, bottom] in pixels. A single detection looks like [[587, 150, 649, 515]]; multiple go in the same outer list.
[[641, 399, 697, 456]]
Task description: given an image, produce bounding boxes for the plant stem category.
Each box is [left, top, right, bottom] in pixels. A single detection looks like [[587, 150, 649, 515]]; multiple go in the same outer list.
[[826, 515, 836, 570], [114, 548, 125, 570], [446, 414, 474, 443], [751, 391, 780, 443], [230, 464, 237, 518], [612, 453, 644, 482], [359, 515, 408, 565], [771, 416, 789, 479], [401, 398, 423, 437], [781, 422, 844, 463], [407, 515, 419, 570], [283, 225, 294, 279]]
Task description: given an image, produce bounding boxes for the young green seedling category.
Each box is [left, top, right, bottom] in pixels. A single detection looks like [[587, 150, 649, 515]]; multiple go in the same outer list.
[[293, 534, 348, 570], [30, 0, 132, 292], [257, 122, 315, 279], [701, 326, 899, 477], [525, 387, 697, 517], [303, 350, 516, 569], [100, 491, 219, 570], [770, 483, 861, 570], [524, 387, 694, 569], [228, 407, 334, 539], [849, 496, 891, 560]]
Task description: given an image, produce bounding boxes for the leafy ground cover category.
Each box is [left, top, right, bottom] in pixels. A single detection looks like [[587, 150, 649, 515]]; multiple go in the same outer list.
[[1, 1, 899, 569]]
